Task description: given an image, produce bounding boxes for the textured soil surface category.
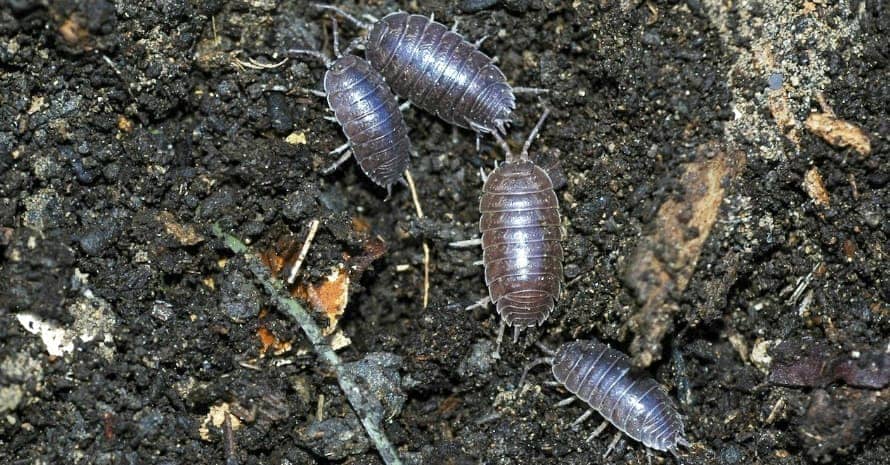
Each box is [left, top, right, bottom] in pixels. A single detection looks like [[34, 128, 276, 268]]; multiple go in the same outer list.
[[1, 1, 887, 464]]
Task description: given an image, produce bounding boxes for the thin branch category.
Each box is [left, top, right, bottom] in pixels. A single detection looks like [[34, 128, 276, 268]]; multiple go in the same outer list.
[[212, 225, 403, 465], [287, 219, 320, 284]]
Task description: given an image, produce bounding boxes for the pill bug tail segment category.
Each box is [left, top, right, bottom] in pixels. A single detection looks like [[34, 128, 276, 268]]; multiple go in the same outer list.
[[312, 3, 372, 30]]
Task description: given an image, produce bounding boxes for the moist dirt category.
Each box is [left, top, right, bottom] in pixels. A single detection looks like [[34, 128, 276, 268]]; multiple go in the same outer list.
[[1, 1, 887, 464]]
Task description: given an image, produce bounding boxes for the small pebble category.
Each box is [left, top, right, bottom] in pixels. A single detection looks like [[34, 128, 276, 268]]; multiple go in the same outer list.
[[719, 444, 743, 464], [564, 263, 581, 279], [768, 72, 784, 90], [219, 269, 260, 322], [459, 0, 500, 13]]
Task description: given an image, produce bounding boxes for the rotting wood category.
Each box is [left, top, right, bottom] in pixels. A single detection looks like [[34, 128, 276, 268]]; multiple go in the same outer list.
[[624, 143, 746, 367]]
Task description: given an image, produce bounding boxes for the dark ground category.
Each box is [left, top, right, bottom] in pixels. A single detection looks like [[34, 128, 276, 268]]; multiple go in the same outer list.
[[1, 0, 887, 464]]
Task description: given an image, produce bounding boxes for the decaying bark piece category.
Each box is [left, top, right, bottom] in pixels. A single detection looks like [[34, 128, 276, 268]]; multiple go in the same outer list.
[[805, 112, 871, 156], [624, 143, 746, 366], [803, 167, 830, 207]]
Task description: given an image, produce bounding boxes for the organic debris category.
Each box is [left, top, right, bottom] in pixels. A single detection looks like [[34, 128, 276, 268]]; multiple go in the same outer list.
[[624, 144, 746, 366], [769, 338, 889, 389], [199, 403, 242, 441], [257, 324, 293, 356], [295, 266, 350, 336], [805, 110, 871, 156], [803, 167, 830, 207], [157, 211, 205, 246]]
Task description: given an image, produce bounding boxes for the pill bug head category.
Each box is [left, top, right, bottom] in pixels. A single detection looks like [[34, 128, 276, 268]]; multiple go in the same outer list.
[[482, 160, 553, 195], [551, 340, 594, 383]]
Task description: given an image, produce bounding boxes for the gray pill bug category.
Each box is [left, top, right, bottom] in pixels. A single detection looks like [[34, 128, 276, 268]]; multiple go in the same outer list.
[[524, 339, 690, 458], [289, 19, 411, 195], [478, 110, 563, 345], [314, 4, 546, 136]]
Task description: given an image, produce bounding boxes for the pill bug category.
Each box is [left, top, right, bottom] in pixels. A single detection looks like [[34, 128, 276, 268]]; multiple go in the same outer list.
[[289, 19, 411, 194], [367, 12, 514, 134], [550, 339, 690, 456], [480, 110, 563, 343], [316, 5, 544, 136]]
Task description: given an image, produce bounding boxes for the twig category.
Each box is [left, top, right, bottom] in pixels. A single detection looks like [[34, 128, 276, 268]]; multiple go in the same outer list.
[[231, 52, 289, 71], [211, 225, 403, 465], [223, 411, 239, 465], [404, 170, 424, 219], [287, 219, 320, 284], [404, 170, 430, 308], [316, 394, 325, 421]]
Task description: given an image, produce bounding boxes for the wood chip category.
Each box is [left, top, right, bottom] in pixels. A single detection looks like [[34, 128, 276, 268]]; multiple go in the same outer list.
[[805, 112, 871, 156], [294, 266, 350, 336], [803, 167, 830, 207], [285, 131, 308, 145], [157, 211, 205, 246], [767, 86, 800, 145]]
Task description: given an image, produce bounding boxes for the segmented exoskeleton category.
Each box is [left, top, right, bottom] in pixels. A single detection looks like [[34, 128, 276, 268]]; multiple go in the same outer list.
[[479, 110, 563, 344], [289, 19, 411, 194], [366, 12, 514, 134], [315, 5, 545, 137], [532, 339, 690, 457]]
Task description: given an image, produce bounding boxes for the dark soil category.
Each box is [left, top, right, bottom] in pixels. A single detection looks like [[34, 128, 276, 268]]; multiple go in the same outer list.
[[1, 1, 887, 464]]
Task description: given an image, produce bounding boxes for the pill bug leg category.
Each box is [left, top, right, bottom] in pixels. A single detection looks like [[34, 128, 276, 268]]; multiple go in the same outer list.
[[587, 420, 610, 441], [513, 86, 550, 94], [603, 433, 624, 458], [571, 409, 594, 427]]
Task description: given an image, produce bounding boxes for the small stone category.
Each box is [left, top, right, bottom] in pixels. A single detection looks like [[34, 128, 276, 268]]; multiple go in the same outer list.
[[767, 72, 784, 90], [219, 269, 261, 322], [266, 92, 293, 135], [719, 444, 743, 464], [458, 340, 497, 379], [459, 0, 499, 13], [301, 416, 369, 460], [564, 263, 581, 279], [342, 352, 405, 420]]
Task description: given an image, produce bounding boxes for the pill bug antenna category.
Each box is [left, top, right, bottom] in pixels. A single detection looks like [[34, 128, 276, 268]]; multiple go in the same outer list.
[[331, 17, 341, 58], [490, 130, 517, 164], [518, 356, 554, 387], [313, 4, 372, 30], [521, 108, 551, 162], [287, 49, 332, 68]]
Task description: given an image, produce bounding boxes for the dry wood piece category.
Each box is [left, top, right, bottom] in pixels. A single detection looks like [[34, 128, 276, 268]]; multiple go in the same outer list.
[[805, 111, 871, 156], [805, 93, 870, 156], [624, 143, 746, 366], [157, 211, 205, 246], [803, 167, 830, 207], [768, 86, 801, 145]]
